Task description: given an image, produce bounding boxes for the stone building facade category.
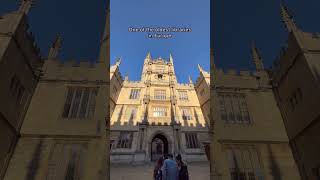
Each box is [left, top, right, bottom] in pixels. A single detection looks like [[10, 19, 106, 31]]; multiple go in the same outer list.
[[110, 54, 210, 163], [272, 4, 320, 180], [210, 43, 300, 179], [0, 3, 43, 179], [2, 1, 110, 180], [1, 1, 316, 180]]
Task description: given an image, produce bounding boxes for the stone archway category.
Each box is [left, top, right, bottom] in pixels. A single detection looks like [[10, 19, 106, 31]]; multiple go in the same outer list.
[[151, 134, 168, 161]]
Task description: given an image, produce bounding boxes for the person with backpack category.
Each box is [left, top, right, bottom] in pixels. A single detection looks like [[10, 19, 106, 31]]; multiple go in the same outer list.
[[175, 154, 189, 180], [161, 154, 178, 180], [153, 157, 164, 180]]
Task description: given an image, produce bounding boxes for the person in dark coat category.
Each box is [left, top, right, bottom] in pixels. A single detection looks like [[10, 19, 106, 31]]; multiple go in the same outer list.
[[176, 154, 189, 180], [153, 157, 164, 180]]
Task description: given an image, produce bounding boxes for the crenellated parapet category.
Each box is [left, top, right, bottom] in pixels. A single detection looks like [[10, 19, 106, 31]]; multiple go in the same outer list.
[[41, 58, 108, 83], [214, 68, 271, 90], [215, 68, 254, 77], [176, 83, 194, 90], [123, 80, 144, 88]]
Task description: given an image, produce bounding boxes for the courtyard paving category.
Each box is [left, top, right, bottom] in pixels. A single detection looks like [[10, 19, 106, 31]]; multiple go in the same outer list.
[[110, 161, 210, 180]]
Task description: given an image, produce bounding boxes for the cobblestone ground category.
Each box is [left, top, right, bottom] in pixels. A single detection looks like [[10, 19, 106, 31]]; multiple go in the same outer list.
[[110, 161, 210, 180]]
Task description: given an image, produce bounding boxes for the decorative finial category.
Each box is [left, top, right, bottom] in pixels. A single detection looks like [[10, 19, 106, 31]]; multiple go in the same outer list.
[[19, 0, 34, 15], [280, 3, 298, 32], [198, 64, 204, 73], [48, 34, 62, 59], [169, 53, 173, 64], [125, 74, 129, 81], [145, 52, 151, 64], [116, 57, 122, 66], [251, 41, 264, 71], [188, 75, 193, 84], [53, 34, 62, 49]]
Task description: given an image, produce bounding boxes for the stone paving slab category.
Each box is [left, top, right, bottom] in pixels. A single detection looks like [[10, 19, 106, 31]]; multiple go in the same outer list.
[[110, 162, 210, 180]]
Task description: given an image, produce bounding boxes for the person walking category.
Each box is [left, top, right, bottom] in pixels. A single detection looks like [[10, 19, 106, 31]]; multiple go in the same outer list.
[[176, 154, 189, 180], [161, 154, 178, 180], [153, 157, 164, 180]]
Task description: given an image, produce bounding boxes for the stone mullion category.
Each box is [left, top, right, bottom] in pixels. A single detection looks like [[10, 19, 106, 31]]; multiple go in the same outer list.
[[76, 88, 85, 118], [30, 139, 54, 180], [85, 89, 92, 119], [67, 88, 77, 118]]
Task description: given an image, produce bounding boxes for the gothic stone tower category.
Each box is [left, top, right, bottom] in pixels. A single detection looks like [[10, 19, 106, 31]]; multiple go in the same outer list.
[[272, 4, 320, 180], [0, 1, 43, 178], [110, 53, 209, 163], [3, 2, 109, 180]]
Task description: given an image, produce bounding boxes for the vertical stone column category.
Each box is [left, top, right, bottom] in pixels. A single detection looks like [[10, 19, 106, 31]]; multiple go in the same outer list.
[[170, 83, 178, 125], [137, 123, 148, 152], [141, 85, 150, 160], [172, 124, 181, 155], [140, 128, 145, 151], [142, 68, 151, 124], [34, 139, 55, 180], [210, 85, 225, 179]]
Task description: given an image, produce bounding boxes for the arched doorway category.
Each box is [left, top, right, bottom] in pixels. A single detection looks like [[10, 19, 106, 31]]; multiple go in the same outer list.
[[151, 134, 168, 161]]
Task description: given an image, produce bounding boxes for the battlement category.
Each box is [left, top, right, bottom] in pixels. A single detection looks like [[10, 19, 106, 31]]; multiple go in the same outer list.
[[151, 57, 168, 64], [216, 68, 257, 77], [123, 80, 144, 88], [42, 58, 108, 82], [176, 83, 193, 89], [126, 80, 141, 84], [57, 59, 97, 68]]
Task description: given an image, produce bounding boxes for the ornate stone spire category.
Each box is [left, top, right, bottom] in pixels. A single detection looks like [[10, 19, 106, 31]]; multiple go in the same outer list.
[[98, 4, 109, 63], [198, 64, 204, 73], [280, 3, 298, 32], [169, 53, 174, 64], [251, 41, 264, 71], [144, 52, 152, 64], [115, 57, 121, 66], [48, 34, 62, 60], [124, 74, 129, 81], [102, 4, 110, 42], [188, 75, 193, 84], [18, 0, 34, 15]]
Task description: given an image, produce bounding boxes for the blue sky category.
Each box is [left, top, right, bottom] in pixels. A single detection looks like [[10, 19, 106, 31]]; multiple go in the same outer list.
[[214, 0, 320, 71], [0, 0, 106, 62], [1, 1, 318, 82], [110, 0, 210, 83]]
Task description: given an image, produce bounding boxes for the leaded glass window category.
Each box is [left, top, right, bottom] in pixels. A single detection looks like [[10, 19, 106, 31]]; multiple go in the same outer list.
[[62, 87, 98, 119]]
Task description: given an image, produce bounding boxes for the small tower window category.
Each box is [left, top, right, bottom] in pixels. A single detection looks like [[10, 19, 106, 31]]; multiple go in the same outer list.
[[158, 74, 163, 79]]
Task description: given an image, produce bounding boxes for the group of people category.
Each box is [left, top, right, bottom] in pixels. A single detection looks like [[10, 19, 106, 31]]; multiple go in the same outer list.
[[153, 154, 189, 180]]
